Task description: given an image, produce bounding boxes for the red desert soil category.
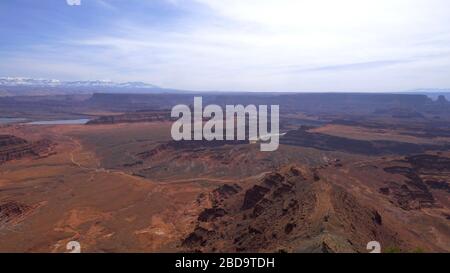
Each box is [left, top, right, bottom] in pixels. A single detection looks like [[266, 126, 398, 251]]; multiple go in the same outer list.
[[0, 122, 449, 253], [0, 123, 209, 252], [182, 164, 450, 253]]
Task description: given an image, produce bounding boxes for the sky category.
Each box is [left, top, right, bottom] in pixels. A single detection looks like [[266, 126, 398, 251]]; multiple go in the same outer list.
[[0, 0, 450, 92]]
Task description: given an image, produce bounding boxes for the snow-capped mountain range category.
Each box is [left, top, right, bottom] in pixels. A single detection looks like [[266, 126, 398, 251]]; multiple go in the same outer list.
[[0, 77, 160, 89]]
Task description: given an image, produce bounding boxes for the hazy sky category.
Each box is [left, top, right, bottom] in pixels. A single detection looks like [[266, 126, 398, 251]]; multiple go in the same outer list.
[[1, 0, 450, 92]]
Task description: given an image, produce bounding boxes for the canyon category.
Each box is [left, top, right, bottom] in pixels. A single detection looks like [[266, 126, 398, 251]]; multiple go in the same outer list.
[[0, 92, 448, 252]]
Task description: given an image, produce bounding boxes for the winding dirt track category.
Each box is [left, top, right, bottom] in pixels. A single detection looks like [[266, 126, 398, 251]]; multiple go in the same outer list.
[[0, 125, 211, 252]]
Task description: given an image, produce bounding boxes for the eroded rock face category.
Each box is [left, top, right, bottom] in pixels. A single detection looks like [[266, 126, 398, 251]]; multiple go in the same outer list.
[[182, 227, 213, 249], [0, 135, 27, 147], [210, 184, 242, 206], [198, 208, 227, 222], [383, 167, 435, 210], [0, 135, 52, 164], [241, 185, 270, 211], [329, 187, 396, 250], [0, 201, 32, 225], [425, 180, 450, 193], [406, 154, 450, 172], [182, 166, 400, 253], [382, 154, 450, 210]]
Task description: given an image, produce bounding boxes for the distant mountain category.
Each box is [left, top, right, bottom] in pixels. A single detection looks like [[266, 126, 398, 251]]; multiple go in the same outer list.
[[0, 77, 160, 89], [0, 77, 62, 87], [408, 88, 450, 93], [403, 88, 450, 100], [0, 77, 189, 96]]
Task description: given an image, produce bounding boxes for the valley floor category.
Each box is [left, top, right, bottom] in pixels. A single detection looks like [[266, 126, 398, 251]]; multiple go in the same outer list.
[[0, 122, 449, 252]]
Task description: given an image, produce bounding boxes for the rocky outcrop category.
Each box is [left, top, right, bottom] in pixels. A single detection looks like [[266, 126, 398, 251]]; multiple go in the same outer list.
[[0, 135, 52, 164], [241, 185, 270, 211], [406, 154, 450, 172], [0, 201, 32, 225], [198, 208, 227, 222], [383, 167, 435, 210], [211, 184, 242, 204], [425, 180, 450, 193], [182, 166, 401, 253], [382, 154, 450, 209]]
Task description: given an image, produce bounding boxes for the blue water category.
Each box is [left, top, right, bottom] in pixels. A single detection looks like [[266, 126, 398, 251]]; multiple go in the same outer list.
[[26, 119, 90, 125]]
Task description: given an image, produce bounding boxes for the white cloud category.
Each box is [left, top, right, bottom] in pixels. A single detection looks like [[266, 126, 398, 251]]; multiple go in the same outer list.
[[66, 0, 81, 6], [4, 0, 450, 91]]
